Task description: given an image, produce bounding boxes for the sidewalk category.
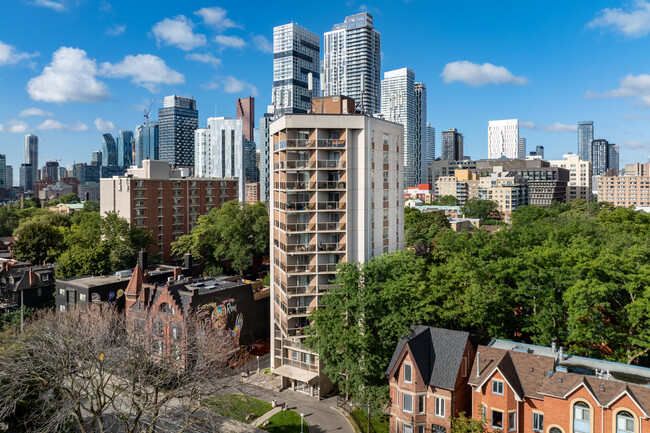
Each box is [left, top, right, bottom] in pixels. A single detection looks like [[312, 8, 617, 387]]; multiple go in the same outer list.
[[251, 406, 282, 428]]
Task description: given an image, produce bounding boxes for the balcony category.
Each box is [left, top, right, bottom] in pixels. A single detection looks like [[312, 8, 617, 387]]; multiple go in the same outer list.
[[275, 160, 315, 170], [317, 264, 338, 272], [287, 306, 315, 316], [285, 202, 315, 211], [282, 357, 318, 372], [317, 160, 346, 169], [285, 285, 318, 295], [286, 264, 317, 274], [317, 181, 346, 190], [275, 181, 316, 191], [286, 223, 316, 232], [286, 243, 316, 253], [317, 139, 346, 148], [275, 139, 316, 151], [317, 222, 345, 231], [317, 201, 346, 210], [318, 242, 345, 252]]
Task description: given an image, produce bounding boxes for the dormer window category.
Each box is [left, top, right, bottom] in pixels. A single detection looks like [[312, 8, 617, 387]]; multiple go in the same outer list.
[[41, 274, 49, 281], [492, 379, 504, 395]]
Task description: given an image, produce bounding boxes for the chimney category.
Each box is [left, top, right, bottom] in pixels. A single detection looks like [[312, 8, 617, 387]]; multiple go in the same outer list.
[[173, 267, 181, 281], [551, 337, 557, 352], [138, 249, 148, 272], [558, 346, 564, 360], [28, 267, 36, 286], [184, 252, 193, 274], [476, 351, 480, 377]]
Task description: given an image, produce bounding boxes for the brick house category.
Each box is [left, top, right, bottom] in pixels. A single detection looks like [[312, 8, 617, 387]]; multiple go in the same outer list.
[[469, 340, 650, 433], [0, 261, 56, 309], [386, 326, 476, 433]]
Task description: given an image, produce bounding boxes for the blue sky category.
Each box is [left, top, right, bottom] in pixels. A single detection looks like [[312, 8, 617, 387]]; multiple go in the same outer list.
[[2, 0, 650, 175]]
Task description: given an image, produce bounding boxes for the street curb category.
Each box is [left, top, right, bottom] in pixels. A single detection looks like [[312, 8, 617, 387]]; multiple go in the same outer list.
[[331, 405, 360, 433]]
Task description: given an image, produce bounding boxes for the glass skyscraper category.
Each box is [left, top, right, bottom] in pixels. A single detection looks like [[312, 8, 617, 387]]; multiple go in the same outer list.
[[102, 133, 118, 166], [323, 12, 381, 114], [135, 121, 159, 167], [578, 121, 594, 162], [414, 82, 427, 185], [24, 134, 38, 183], [117, 130, 134, 168], [159, 95, 198, 168]]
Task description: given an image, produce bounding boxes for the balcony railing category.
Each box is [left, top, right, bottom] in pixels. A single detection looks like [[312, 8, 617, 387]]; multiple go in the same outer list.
[[286, 223, 316, 232], [285, 285, 318, 295], [275, 139, 316, 151], [317, 264, 339, 273], [318, 242, 345, 252], [317, 201, 346, 210], [287, 306, 315, 316], [286, 264, 317, 274], [285, 243, 316, 253], [317, 160, 346, 169], [317, 181, 346, 190], [275, 160, 315, 170], [317, 222, 345, 231], [284, 202, 315, 211], [282, 357, 318, 372], [317, 139, 346, 148], [275, 181, 316, 190]]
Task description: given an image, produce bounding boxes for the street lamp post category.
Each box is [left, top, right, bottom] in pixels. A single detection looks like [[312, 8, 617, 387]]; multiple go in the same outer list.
[[257, 355, 260, 373], [300, 413, 304, 433]]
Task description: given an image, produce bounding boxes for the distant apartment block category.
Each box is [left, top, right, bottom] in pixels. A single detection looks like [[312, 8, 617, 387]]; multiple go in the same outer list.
[[549, 153, 593, 202], [270, 96, 404, 397], [245, 182, 260, 205], [236, 97, 255, 142], [404, 184, 434, 203], [478, 170, 528, 218], [441, 128, 464, 161], [597, 162, 650, 207], [135, 121, 159, 168], [427, 159, 476, 185], [578, 120, 594, 162], [436, 170, 480, 205], [488, 119, 520, 159], [100, 160, 238, 264], [425, 123, 435, 164], [158, 95, 199, 169]]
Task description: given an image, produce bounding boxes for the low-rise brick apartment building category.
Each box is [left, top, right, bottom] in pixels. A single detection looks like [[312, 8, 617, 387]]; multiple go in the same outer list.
[[100, 160, 238, 264], [598, 162, 650, 207], [389, 328, 650, 433]]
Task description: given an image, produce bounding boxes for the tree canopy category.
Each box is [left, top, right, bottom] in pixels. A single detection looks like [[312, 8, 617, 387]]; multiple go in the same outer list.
[[307, 201, 650, 409], [460, 198, 499, 219], [172, 201, 269, 275], [404, 207, 451, 254], [434, 195, 458, 206]]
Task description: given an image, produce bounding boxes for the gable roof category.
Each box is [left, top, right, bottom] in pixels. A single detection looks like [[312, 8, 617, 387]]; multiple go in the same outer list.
[[386, 325, 471, 390]]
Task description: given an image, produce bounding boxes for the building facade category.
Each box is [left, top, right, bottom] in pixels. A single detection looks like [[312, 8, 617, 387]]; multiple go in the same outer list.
[[259, 114, 273, 203], [426, 123, 435, 165], [488, 119, 520, 159], [549, 153, 593, 202], [102, 133, 118, 166], [158, 95, 199, 168], [194, 117, 248, 202], [381, 68, 416, 187], [441, 128, 464, 161], [578, 120, 594, 162], [0, 154, 6, 190], [518, 137, 526, 158], [414, 82, 427, 185], [135, 121, 159, 168], [5, 165, 13, 189], [477, 170, 528, 218], [322, 12, 381, 114], [236, 97, 255, 142], [117, 130, 134, 168], [272, 23, 320, 116], [19, 163, 33, 192], [270, 103, 404, 397], [24, 134, 38, 183], [100, 160, 238, 264], [597, 162, 650, 207]]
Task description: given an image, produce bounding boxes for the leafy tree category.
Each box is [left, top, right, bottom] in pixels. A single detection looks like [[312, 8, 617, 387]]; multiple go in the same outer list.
[[434, 195, 457, 206], [60, 193, 80, 204], [450, 412, 487, 433], [27, 196, 41, 209], [404, 207, 451, 254], [172, 201, 269, 275], [12, 219, 66, 265], [460, 198, 499, 220], [81, 200, 100, 212]]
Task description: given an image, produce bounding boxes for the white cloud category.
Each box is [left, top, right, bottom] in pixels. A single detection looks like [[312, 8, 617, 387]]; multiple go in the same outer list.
[[222, 76, 258, 96], [201, 80, 220, 90], [622, 140, 650, 151], [101, 54, 184, 92], [194, 7, 240, 30], [588, 1, 650, 38], [94, 117, 116, 131], [185, 52, 222, 69], [107, 24, 126, 36], [0, 120, 29, 133], [19, 108, 54, 117], [441, 61, 527, 87], [252, 35, 272, 53], [29, 0, 66, 11], [36, 119, 87, 131], [0, 40, 39, 66], [519, 121, 577, 132], [27, 47, 109, 103], [99, 1, 112, 12], [586, 73, 650, 106], [151, 16, 206, 51], [214, 35, 246, 50], [625, 114, 650, 120]]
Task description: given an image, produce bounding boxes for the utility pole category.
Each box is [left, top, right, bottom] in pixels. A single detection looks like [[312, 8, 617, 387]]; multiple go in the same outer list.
[[20, 289, 24, 333]]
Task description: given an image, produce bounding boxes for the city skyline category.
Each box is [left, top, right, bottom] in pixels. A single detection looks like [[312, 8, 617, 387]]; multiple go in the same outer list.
[[1, 1, 650, 170]]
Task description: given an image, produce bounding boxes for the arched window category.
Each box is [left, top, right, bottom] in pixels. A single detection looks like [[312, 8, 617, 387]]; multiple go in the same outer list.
[[549, 427, 563, 433], [159, 302, 171, 314], [573, 402, 591, 433], [616, 411, 634, 433], [152, 317, 164, 337], [170, 321, 181, 341]]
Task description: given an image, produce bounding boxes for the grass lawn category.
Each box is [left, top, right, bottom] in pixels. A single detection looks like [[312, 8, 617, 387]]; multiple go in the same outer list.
[[204, 394, 272, 423], [260, 410, 309, 433], [350, 408, 389, 433]]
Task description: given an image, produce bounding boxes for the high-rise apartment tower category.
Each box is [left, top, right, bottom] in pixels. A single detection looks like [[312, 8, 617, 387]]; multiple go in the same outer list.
[[488, 119, 520, 159], [441, 128, 464, 161], [159, 95, 199, 168]]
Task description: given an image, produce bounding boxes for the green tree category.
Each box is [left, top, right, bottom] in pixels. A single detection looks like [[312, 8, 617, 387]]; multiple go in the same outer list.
[[404, 207, 451, 254], [460, 198, 499, 220], [172, 201, 269, 275], [434, 195, 457, 206], [12, 219, 66, 265], [81, 200, 100, 212], [60, 193, 80, 204], [450, 412, 487, 433]]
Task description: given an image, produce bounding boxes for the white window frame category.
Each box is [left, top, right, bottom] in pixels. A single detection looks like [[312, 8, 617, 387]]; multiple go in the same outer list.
[[435, 397, 445, 417], [532, 412, 543, 432], [418, 395, 425, 413], [491, 409, 504, 430], [403, 364, 412, 383], [402, 393, 413, 413], [492, 379, 504, 395], [508, 411, 516, 431]]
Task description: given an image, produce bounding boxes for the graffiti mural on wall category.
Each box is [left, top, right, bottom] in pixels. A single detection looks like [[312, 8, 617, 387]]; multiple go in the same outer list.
[[198, 298, 244, 348]]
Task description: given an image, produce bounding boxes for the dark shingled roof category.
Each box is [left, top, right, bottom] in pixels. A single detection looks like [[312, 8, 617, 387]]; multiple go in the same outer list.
[[386, 325, 471, 390]]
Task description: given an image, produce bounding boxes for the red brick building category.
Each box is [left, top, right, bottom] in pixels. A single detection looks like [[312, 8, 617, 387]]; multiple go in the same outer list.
[[100, 160, 238, 264], [389, 331, 650, 433], [387, 326, 476, 433]]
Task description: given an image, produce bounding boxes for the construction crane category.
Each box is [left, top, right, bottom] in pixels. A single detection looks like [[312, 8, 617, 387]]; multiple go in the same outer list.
[[143, 99, 154, 126]]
